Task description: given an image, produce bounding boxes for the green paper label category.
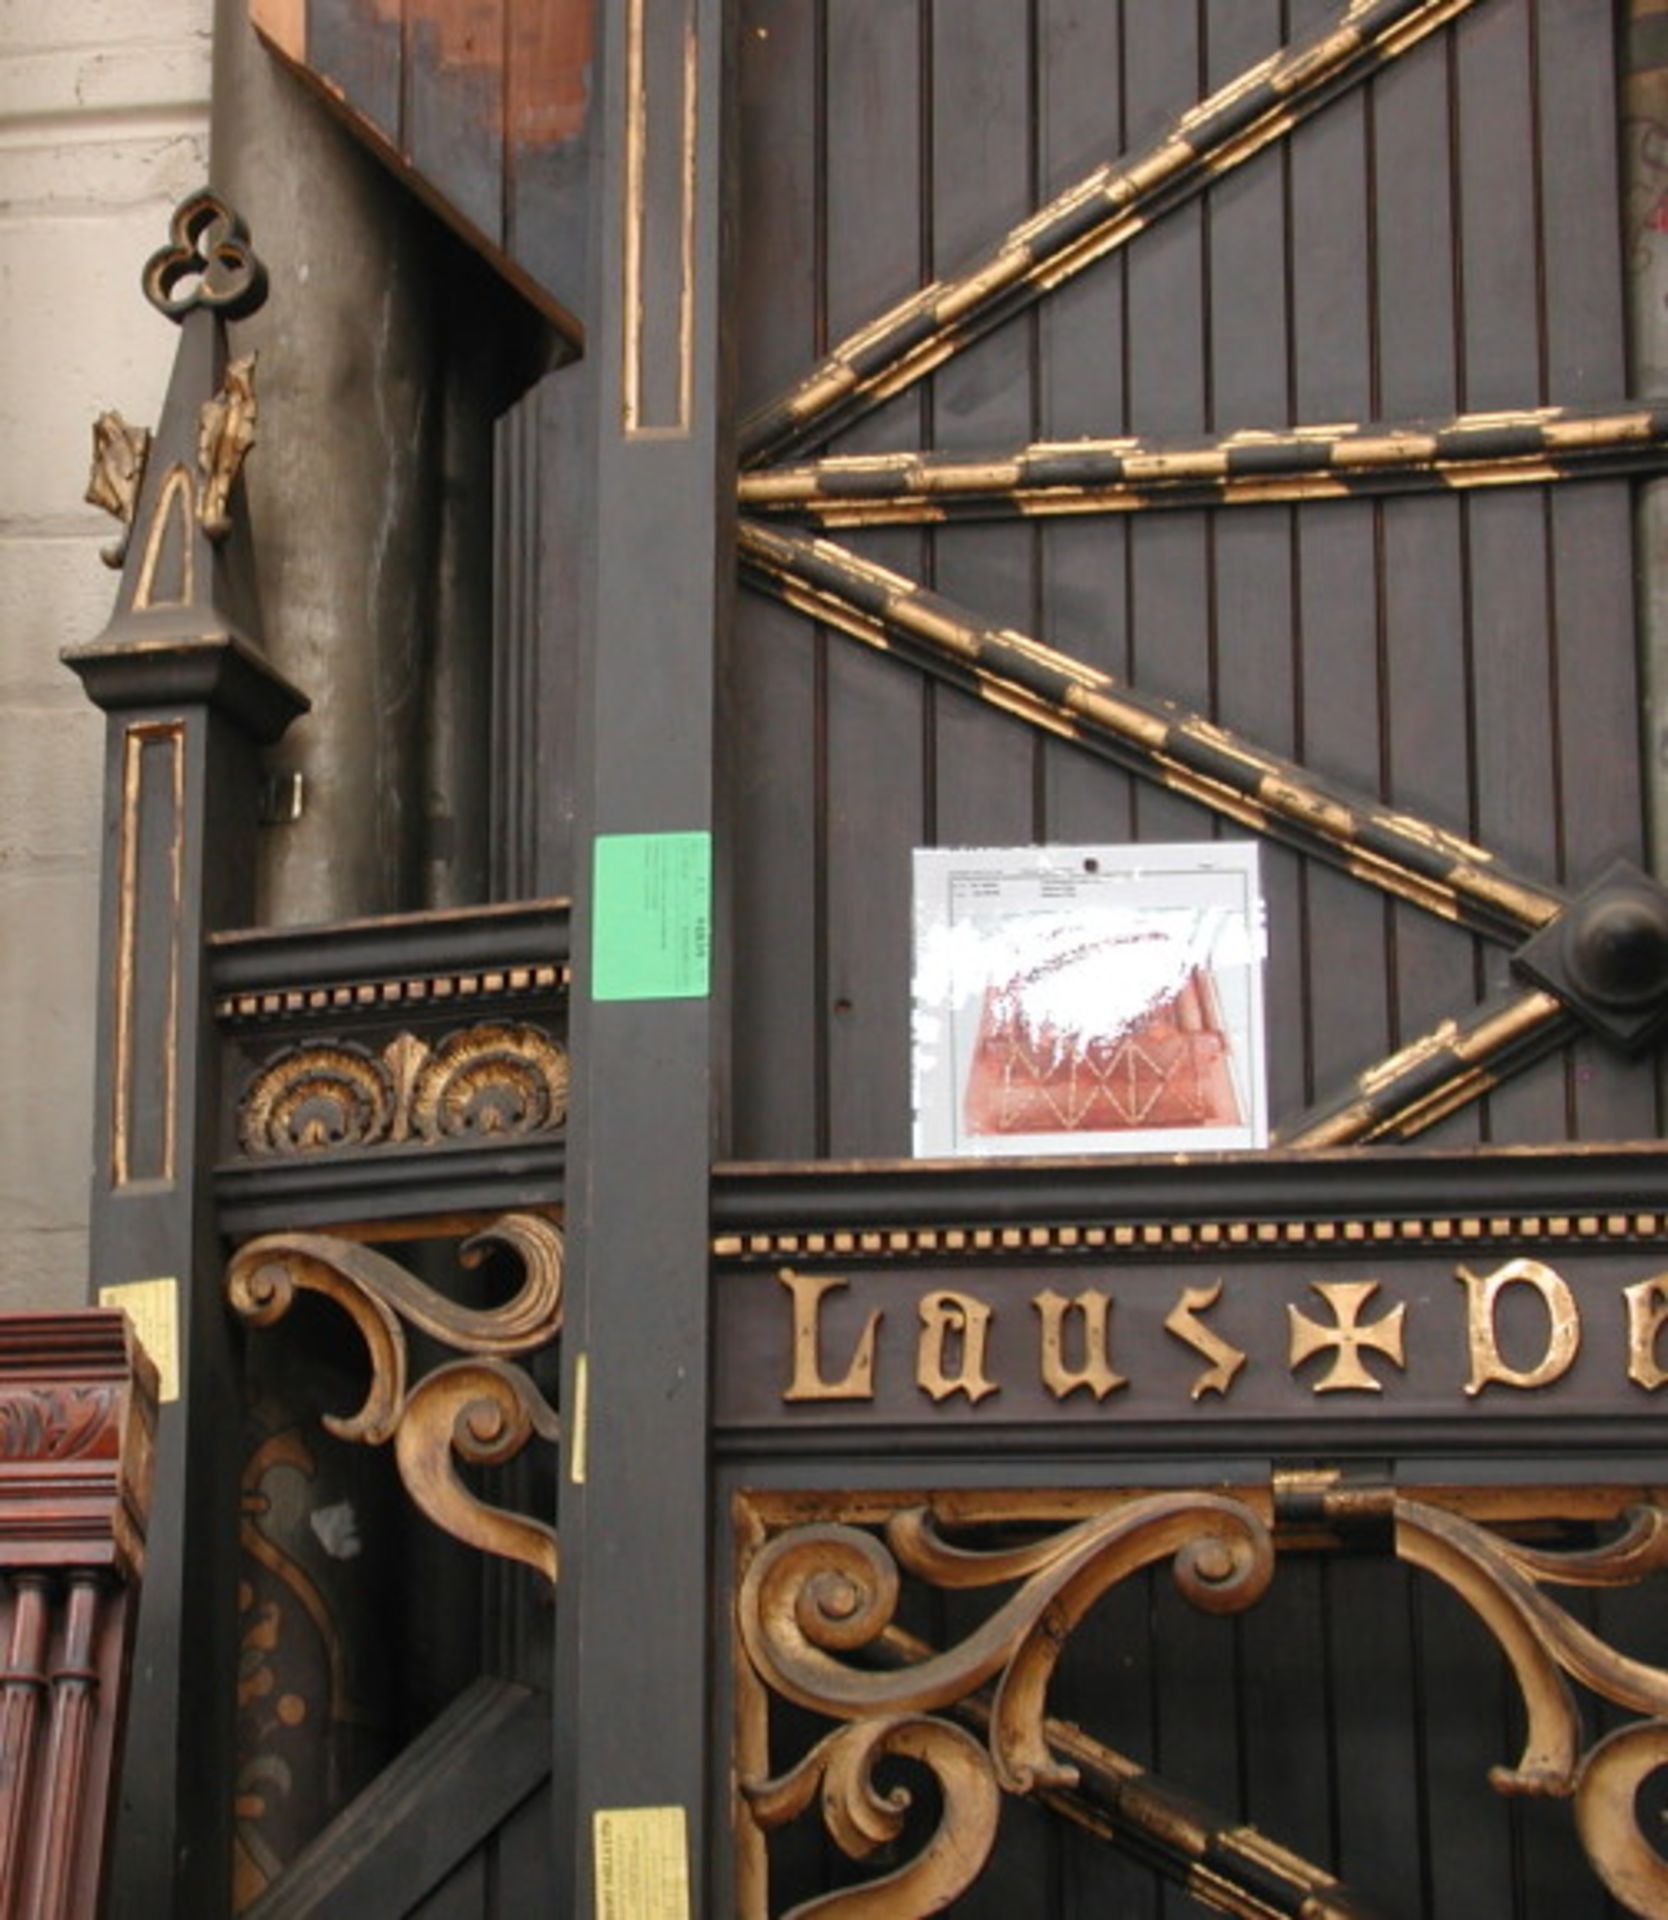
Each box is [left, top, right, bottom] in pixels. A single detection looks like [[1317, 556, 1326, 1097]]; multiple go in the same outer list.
[[592, 831, 711, 1001]]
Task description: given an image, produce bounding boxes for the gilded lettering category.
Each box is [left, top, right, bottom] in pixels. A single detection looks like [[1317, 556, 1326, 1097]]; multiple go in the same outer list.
[[917, 1289, 998, 1404], [1626, 1274, 1668, 1390], [775, 1268, 879, 1403], [1455, 1258, 1579, 1396], [1163, 1281, 1247, 1400], [1033, 1289, 1126, 1402], [1288, 1281, 1406, 1394]]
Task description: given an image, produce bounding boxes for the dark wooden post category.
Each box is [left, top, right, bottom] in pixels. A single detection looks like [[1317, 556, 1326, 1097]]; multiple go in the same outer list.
[[64, 194, 308, 1918], [554, 0, 734, 1910]]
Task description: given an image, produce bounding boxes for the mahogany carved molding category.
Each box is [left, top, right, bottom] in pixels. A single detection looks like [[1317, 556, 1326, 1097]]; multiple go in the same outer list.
[[0, 1312, 157, 1918], [226, 1214, 563, 1585], [733, 1483, 1668, 1919]]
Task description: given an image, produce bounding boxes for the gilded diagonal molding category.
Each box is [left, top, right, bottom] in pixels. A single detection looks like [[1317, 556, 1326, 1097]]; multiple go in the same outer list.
[[739, 403, 1668, 527], [739, 519, 1562, 945], [738, 0, 1485, 467]]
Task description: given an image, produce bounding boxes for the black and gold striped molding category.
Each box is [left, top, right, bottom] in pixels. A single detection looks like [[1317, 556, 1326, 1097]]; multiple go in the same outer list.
[[1277, 985, 1574, 1147], [739, 403, 1668, 528], [738, 0, 1485, 467], [739, 517, 1564, 944]]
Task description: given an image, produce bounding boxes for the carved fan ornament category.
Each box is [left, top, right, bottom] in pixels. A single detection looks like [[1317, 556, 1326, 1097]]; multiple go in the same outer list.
[[238, 1021, 569, 1155]]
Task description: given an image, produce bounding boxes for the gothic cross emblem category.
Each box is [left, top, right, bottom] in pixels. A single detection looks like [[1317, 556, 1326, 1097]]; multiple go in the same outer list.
[[1288, 1282, 1407, 1394]]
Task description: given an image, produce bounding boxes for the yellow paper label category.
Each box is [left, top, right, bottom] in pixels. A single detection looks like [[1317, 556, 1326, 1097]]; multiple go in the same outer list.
[[594, 1806, 690, 1920], [98, 1278, 180, 1403]]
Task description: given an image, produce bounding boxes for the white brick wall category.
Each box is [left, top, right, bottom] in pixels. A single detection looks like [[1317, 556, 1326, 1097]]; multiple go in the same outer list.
[[0, 0, 212, 1307]]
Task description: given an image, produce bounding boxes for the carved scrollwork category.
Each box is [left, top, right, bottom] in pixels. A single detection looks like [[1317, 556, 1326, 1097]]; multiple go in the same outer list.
[[738, 1488, 1668, 1917], [393, 1361, 560, 1586], [744, 1715, 1000, 1918], [225, 1215, 563, 1583], [741, 1493, 1273, 1807], [237, 1023, 568, 1157]]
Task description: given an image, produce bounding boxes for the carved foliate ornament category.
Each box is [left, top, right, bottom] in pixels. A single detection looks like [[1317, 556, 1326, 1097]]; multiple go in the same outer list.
[[238, 1022, 569, 1156], [196, 354, 258, 541], [84, 412, 153, 569]]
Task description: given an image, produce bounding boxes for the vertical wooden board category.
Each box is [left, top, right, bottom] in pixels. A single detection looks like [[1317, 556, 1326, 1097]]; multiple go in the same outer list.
[[1535, 0, 1625, 401], [1201, 4, 1294, 1126], [1036, 0, 1130, 844], [929, 0, 1038, 847], [1327, 1559, 1426, 1915], [1550, 484, 1656, 1140], [1054, 1569, 1160, 1920], [1535, 0, 1645, 1146], [1467, 492, 1564, 1143], [1285, 39, 1389, 1109], [1147, 1574, 1243, 1920], [1203, 2, 1286, 430], [1413, 1578, 1518, 1918], [1381, 496, 1481, 1141], [1371, 17, 1459, 419], [1238, 1561, 1335, 1879], [1122, 4, 1210, 848], [1214, 514, 1305, 1127], [1451, 0, 1552, 1138], [1454, 0, 1542, 408], [822, 1, 928, 1157], [307, 0, 404, 140], [728, 599, 822, 1159], [505, 0, 592, 306], [736, 0, 821, 412], [405, 0, 507, 248], [1294, 509, 1392, 1111], [731, 0, 822, 1158]]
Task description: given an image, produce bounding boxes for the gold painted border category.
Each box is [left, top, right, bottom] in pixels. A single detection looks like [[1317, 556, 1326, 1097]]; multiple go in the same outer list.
[[714, 1208, 1668, 1264], [621, 0, 698, 438], [133, 465, 195, 612], [112, 722, 185, 1187], [214, 960, 570, 1025]]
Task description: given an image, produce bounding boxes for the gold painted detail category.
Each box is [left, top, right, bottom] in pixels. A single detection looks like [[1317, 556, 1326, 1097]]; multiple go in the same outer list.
[[1287, 1280, 1407, 1393], [226, 1215, 563, 1583], [1163, 1280, 1248, 1399], [197, 352, 257, 540], [1457, 1259, 1581, 1397], [738, 1493, 1274, 1908], [1625, 1276, 1668, 1390], [715, 1206, 1668, 1266], [238, 1021, 569, 1156], [216, 961, 568, 1026], [84, 410, 152, 569], [736, 1486, 1668, 1916], [98, 1277, 181, 1403]]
